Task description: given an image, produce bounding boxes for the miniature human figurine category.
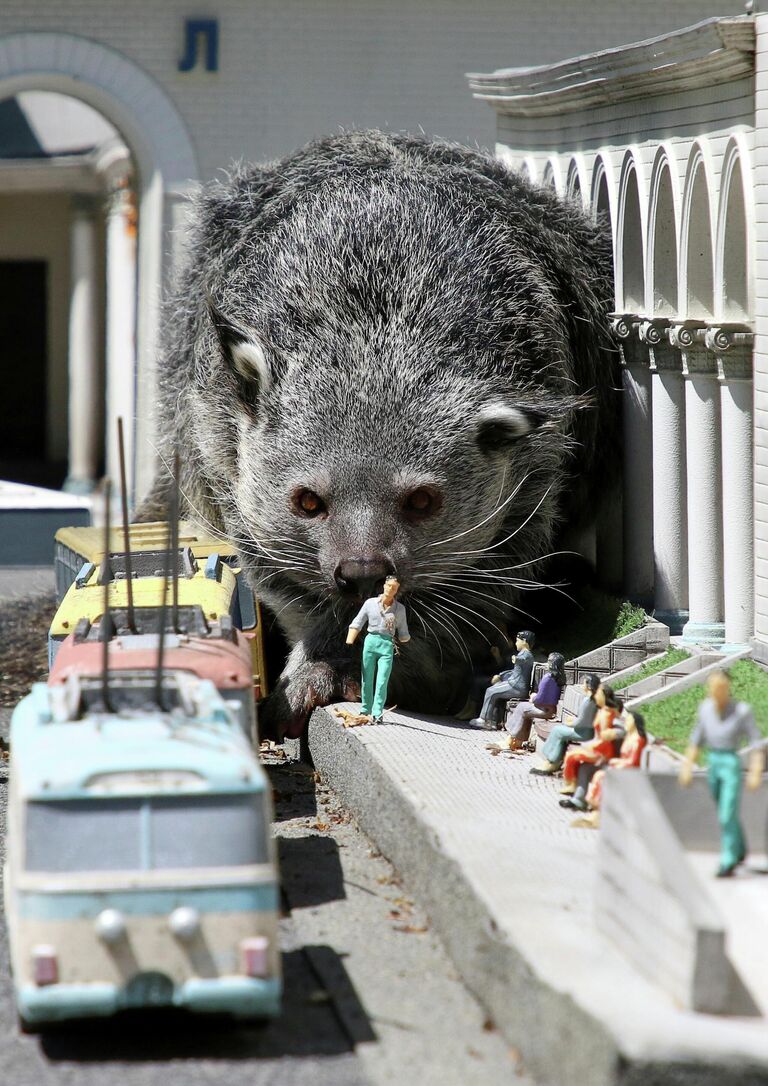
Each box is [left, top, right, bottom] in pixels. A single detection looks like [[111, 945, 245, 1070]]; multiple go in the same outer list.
[[679, 670, 763, 878], [498, 652, 567, 749], [458, 625, 514, 720], [469, 630, 536, 730], [530, 673, 601, 774], [559, 685, 622, 803], [346, 575, 410, 725], [570, 710, 647, 826]]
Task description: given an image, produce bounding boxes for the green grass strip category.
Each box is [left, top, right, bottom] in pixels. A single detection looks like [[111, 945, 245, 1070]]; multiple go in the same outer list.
[[640, 659, 768, 754], [614, 647, 691, 692]]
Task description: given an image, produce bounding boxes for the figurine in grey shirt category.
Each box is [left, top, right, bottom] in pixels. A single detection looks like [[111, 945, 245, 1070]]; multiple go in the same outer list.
[[346, 576, 410, 724], [679, 670, 763, 877]]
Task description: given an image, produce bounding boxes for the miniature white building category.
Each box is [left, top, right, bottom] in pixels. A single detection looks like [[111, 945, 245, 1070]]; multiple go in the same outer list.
[[0, 0, 744, 502], [469, 14, 768, 653]]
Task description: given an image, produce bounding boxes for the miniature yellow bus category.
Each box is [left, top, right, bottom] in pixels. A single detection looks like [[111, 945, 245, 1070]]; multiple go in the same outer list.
[[51, 523, 268, 699]]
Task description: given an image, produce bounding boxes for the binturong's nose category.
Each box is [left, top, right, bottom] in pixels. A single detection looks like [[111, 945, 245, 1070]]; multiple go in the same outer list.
[[334, 556, 395, 600]]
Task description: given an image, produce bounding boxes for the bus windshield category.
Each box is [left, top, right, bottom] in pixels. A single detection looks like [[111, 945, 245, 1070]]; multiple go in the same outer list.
[[25, 793, 268, 872]]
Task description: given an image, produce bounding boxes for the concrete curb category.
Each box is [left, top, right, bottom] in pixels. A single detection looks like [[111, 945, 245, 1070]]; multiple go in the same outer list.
[[308, 706, 768, 1086]]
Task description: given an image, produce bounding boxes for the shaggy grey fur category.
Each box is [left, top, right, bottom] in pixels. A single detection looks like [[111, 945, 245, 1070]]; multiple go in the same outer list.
[[140, 130, 618, 737]]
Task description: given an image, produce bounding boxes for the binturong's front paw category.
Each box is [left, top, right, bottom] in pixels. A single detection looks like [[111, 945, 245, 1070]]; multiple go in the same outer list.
[[260, 641, 360, 740]]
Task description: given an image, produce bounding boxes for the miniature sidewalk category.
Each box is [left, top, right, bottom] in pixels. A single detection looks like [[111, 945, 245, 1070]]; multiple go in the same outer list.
[[309, 706, 768, 1086]]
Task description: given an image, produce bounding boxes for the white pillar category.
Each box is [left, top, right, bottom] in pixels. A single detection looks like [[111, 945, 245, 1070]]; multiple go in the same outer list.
[[708, 330, 754, 649], [64, 195, 100, 494], [675, 327, 725, 644], [640, 320, 688, 632], [105, 182, 137, 495], [613, 316, 654, 604]]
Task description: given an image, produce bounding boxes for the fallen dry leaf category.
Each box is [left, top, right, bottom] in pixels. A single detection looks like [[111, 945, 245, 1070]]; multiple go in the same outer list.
[[393, 923, 429, 934]]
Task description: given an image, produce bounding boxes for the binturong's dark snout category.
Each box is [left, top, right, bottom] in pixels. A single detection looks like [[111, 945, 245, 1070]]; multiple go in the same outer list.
[[333, 555, 395, 600]]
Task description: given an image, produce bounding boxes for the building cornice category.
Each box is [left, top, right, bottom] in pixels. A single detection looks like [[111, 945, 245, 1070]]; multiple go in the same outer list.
[[467, 16, 755, 117]]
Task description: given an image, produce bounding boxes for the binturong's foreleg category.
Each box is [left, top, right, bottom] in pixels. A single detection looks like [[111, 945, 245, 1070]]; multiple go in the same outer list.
[[260, 610, 472, 739]]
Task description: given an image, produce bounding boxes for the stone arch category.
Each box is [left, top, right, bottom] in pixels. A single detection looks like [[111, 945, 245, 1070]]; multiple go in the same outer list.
[[519, 156, 537, 183], [590, 155, 616, 294], [542, 158, 560, 193], [618, 153, 645, 313], [682, 145, 715, 320], [717, 139, 751, 321], [566, 158, 582, 201], [0, 31, 200, 499], [648, 150, 679, 316]]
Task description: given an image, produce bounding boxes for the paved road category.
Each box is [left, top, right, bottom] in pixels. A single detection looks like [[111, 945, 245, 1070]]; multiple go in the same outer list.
[[0, 701, 520, 1086]]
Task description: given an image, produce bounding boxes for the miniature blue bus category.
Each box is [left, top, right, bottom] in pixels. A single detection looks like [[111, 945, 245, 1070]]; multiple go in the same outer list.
[[5, 673, 281, 1030]]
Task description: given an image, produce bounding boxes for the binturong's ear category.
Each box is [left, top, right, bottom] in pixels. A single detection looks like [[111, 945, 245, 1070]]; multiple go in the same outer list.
[[475, 403, 551, 452], [207, 294, 271, 393]]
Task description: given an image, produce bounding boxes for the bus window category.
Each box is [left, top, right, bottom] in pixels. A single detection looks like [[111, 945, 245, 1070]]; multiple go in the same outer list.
[[26, 799, 141, 872], [25, 794, 268, 873], [152, 794, 268, 867]]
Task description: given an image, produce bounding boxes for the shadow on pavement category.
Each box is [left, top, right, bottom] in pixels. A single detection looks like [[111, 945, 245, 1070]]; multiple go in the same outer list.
[[39, 945, 373, 1062], [268, 760, 318, 823], [279, 835, 346, 908]]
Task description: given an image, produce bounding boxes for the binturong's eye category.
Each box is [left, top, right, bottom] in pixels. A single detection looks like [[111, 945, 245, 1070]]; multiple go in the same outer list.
[[402, 486, 443, 523], [291, 488, 327, 519]]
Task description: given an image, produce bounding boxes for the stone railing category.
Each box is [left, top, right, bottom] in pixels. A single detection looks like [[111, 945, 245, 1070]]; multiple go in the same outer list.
[[597, 770, 755, 1015]]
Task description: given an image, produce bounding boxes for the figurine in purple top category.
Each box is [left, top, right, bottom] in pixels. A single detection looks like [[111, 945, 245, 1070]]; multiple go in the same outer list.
[[501, 652, 567, 750]]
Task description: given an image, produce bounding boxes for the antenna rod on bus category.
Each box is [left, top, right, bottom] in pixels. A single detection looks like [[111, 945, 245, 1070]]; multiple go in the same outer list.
[[117, 417, 136, 633], [171, 450, 180, 633], [154, 507, 173, 711], [101, 478, 113, 714]]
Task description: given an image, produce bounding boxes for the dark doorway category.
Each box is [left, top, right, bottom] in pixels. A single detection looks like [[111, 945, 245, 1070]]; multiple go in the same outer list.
[[0, 260, 55, 486]]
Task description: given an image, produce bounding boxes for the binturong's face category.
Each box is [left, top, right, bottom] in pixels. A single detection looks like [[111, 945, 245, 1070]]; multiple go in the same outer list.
[[189, 152, 615, 652]]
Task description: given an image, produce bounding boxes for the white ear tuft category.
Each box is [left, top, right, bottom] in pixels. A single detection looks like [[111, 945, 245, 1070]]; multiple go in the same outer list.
[[231, 339, 270, 391], [475, 403, 544, 451]]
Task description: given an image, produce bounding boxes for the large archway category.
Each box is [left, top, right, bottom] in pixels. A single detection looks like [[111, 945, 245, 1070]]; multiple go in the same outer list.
[[0, 32, 199, 501]]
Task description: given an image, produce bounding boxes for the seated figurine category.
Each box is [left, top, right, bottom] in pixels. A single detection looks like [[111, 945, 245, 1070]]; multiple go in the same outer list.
[[530, 673, 601, 775], [679, 670, 763, 877], [500, 652, 567, 749], [469, 630, 536, 730], [570, 710, 647, 823], [457, 628, 515, 721], [558, 685, 622, 804]]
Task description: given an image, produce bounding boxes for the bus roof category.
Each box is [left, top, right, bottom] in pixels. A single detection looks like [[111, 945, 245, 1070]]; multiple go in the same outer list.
[[10, 683, 267, 801], [55, 521, 238, 564], [49, 630, 255, 690], [50, 563, 238, 638]]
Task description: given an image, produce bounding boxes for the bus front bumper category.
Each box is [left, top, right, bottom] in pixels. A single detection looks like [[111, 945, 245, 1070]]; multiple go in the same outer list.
[[17, 976, 282, 1025]]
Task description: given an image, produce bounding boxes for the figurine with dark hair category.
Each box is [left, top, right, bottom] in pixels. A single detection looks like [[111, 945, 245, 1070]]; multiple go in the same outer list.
[[679, 670, 763, 877], [559, 685, 622, 798], [469, 630, 536, 730], [346, 575, 410, 725], [498, 651, 567, 749], [569, 709, 647, 822], [530, 673, 601, 775]]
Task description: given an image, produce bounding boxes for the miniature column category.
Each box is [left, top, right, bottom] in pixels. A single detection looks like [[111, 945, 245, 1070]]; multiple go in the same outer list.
[[640, 319, 688, 632], [612, 316, 654, 604], [673, 324, 725, 644], [64, 194, 101, 494], [105, 181, 137, 493], [707, 328, 754, 649]]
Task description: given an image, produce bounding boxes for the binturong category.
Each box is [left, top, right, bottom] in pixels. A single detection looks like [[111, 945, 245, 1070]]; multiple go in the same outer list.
[[140, 130, 620, 738]]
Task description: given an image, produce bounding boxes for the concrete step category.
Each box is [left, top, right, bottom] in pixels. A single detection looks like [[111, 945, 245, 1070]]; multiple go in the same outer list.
[[309, 705, 768, 1086]]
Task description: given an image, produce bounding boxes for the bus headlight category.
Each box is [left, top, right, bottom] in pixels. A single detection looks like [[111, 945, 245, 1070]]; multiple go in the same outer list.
[[32, 944, 58, 986], [168, 906, 200, 941], [95, 909, 126, 944], [240, 936, 269, 978]]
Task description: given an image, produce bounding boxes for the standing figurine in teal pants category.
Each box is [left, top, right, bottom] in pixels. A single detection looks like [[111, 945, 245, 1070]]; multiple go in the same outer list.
[[679, 670, 763, 877], [346, 576, 410, 724]]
